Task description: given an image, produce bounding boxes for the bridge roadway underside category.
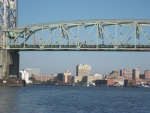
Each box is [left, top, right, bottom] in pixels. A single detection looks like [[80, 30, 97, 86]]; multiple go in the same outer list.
[[8, 44, 150, 51], [0, 50, 19, 79]]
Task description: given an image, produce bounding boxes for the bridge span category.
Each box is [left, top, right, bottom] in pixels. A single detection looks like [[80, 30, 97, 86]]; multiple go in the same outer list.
[[3, 19, 150, 51]]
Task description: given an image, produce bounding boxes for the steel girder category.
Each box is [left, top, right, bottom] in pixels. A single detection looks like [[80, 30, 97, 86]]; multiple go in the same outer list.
[[0, 0, 17, 48], [4, 19, 150, 51]]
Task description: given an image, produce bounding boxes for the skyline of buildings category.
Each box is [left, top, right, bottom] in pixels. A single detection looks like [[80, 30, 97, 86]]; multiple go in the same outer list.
[[20, 64, 150, 79], [21, 65, 150, 78], [20, 64, 150, 85], [22, 65, 149, 76]]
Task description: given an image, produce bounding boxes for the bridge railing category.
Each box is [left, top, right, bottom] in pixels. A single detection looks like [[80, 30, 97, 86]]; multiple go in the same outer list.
[[5, 44, 150, 51], [8, 44, 150, 48]]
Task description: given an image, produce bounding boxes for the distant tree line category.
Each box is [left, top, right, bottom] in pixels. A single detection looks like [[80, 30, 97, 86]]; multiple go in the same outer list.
[[29, 76, 63, 85]]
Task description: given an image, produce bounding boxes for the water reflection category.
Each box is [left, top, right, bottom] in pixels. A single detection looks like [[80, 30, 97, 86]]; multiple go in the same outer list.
[[0, 87, 21, 113]]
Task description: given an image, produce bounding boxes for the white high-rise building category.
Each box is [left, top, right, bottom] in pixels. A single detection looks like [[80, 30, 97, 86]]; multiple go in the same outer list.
[[19, 70, 32, 84]]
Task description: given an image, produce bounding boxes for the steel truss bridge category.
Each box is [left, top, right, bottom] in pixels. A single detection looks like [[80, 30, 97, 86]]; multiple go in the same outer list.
[[3, 19, 150, 51]]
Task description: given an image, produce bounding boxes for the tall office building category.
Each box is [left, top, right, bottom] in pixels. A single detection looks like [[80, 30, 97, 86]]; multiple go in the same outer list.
[[64, 70, 72, 83], [132, 68, 140, 80], [144, 70, 150, 80], [57, 70, 72, 84], [76, 64, 91, 76], [120, 69, 132, 79]]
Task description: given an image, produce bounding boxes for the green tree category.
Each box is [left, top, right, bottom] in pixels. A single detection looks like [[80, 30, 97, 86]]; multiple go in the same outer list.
[[29, 77, 36, 83]]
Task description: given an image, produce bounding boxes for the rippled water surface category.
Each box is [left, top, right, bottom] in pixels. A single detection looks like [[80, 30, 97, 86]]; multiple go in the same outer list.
[[0, 85, 150, 113]]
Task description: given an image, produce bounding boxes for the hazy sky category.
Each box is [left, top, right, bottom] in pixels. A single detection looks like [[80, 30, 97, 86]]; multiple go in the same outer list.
[[18, 0, 150, 75]]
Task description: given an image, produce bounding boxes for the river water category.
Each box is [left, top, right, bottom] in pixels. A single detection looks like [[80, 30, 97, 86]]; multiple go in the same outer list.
[[0, 85, 150, 113]]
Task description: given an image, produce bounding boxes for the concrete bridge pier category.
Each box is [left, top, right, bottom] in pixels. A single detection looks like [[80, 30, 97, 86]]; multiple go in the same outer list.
[[0, 50, 19, 79], [9, 51, 20, 78]]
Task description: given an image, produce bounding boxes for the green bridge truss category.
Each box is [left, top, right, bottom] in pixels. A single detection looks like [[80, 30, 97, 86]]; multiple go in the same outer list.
[[3, 19, 150, 51]]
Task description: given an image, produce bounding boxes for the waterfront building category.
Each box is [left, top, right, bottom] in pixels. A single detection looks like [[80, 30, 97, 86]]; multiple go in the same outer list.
[[32, 74, 55, 82], [132, 68, 140, 80], [120, 69, 132, 79], [95, 80, 107, 86], [64, 70, 72, 83], [57, 70, 72, 85], [74, 76, 83, 83], [74, 74, 103, 84], [24, 68, 40, 77], [106, 70, 120, 79], [107, 79, 128, 86], [144, 70, 150, 80], [113, 79, 125, 86], [136, 79, 147, 85], [57, 73, 63, 82], [107, 79, 114, 86], [74, 64, 107, 84], [76, 64, 91, 76], [19, 70, 32, 84], [87, 74, 103, 84], [140, 74, 145, 79]]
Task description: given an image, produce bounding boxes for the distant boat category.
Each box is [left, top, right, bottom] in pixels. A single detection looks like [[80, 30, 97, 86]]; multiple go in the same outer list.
[[142, 84, 149, 88], [89, 82, 96, 86], [108, 85, 118, 87], [137, 84, 149, 88], [91, 83, 96, 86], [86, 83, 96, 87]]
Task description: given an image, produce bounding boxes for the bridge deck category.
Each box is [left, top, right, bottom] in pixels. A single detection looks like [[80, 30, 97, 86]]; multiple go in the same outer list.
[[6, 44, 150, 51]]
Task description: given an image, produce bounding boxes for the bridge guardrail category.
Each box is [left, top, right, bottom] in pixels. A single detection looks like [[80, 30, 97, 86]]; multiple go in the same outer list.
[[8, 44, 150, 51]]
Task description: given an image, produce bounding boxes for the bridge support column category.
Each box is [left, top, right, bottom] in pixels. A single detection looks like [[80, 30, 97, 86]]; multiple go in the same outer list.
[[9, 51, 20, 78], [0, 50, 19, 79]]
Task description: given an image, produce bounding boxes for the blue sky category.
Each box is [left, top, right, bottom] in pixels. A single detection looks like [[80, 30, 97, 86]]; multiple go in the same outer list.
[[18, 0, 150, 75]]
